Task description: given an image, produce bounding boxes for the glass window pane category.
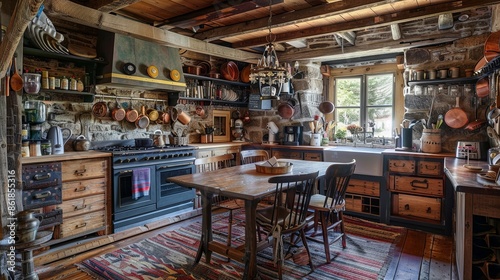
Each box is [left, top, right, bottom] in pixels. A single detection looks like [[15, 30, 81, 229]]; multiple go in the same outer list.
[[335, 108, 360, 128], [367, 107, 393, 137], [335, 77, 361, 106], [367, 74, 393, 106]]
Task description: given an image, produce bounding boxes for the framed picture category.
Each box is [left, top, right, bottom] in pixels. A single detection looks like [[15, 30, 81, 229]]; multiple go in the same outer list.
[[213, 110, 231, 142]]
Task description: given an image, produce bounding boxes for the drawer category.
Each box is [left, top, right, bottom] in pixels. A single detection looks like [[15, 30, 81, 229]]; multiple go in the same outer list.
[[57, 194, 106, 218], [304, 152, 322, 161], [392, 193, 441, 221], [62, 159, 107, 181], [388, 159, 415, 174], [418, 161, 443, 176], [273, 150, 302, 160], [62, 178, 106, 200], [23, 186, 62, 209], [345, 194, 362, 212], [59, 210, 105, 238], [390, 175, 443, 197], [22, 162, 62, 190], [347, 178, 380, 196], [34, 209, 63, 230], [197, 150, 212, 158]]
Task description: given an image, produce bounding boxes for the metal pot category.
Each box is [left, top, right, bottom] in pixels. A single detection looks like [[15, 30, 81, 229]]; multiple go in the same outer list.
[[277, 102, 294, 119], [135, 138, 153, 147], [73, 135, 91, 151], [152, 130, 166, 147]]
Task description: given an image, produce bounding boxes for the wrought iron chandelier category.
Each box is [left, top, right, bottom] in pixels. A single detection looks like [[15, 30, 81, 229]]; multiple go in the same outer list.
[[249, 0, 291, 100]]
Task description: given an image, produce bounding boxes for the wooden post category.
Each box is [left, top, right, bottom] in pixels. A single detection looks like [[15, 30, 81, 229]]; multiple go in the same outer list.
[[0, 0, 44, 240]]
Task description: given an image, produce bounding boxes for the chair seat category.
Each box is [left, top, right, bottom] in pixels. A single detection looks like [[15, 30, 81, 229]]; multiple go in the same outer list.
[[256, 205, 290, 227], [308, 194, 345, 212]]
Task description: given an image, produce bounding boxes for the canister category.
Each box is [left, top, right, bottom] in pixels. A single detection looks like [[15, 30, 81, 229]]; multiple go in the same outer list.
[[421, 129, 441, 153]]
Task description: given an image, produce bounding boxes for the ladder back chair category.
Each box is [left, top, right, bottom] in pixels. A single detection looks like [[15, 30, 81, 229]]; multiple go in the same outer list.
[[307, 160, 356, 263], [194, 153, 242, 257], [240, 150, 269, 165], [255, 171, 319, 279]]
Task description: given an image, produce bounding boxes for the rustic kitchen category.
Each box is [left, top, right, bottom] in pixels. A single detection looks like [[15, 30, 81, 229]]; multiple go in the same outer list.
[[1, 0, 500, 279]]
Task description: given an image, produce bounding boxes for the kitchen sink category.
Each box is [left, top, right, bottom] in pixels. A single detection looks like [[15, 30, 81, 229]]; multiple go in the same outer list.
[[323, 146, 386, 177]]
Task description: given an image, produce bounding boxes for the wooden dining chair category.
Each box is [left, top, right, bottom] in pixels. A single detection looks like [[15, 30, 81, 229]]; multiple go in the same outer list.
[[255, 171, 319, 279], [240, 149, 269, 164], [194, 153, 242, 257], [307, 160, 356, 263]]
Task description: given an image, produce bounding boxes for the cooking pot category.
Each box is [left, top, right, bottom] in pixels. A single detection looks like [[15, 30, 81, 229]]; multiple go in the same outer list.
[[136, 106, 150, 129], [135, 138, 153, 147], [126, 101, 139, 123], [173, 108, 191, 125], [92, 101, 108, 118], [111, 99, 126, 121], [277, 102, 294, 119], [73, 135, 91, 151], [319, 101, 335, 114], [146, 106, 159, 122]]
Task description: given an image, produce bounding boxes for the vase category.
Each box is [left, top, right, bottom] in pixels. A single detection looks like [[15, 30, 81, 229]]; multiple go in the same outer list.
[[16, 210, 41, 243]]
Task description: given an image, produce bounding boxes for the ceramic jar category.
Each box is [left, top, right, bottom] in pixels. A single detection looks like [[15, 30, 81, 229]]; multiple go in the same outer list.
[[16, 210, 41, 243]]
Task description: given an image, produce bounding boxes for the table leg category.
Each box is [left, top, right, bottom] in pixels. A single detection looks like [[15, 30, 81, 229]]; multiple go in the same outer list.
[[243, 200, 259, 279], [195, 191, 213, 264]]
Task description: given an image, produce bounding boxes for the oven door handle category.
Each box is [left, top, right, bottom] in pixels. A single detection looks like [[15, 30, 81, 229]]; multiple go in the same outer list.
[[118, 170, 133, 174], [157, 163, 192, 170]]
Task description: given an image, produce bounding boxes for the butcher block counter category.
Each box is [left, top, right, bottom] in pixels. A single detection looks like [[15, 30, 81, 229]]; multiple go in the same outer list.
[[444, 157, 500, 280], [21, 150, 112, 164]]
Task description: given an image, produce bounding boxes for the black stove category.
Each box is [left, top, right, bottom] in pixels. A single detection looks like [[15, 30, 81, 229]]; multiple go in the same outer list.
[[94, 141, 197, 232]]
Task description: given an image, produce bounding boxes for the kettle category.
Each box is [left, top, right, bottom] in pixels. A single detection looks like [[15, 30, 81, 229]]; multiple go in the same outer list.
[[47, 126, 72, 154]]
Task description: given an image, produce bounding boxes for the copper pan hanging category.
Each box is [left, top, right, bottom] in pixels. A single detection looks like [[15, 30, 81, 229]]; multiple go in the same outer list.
[[485, 31, 500, 62]]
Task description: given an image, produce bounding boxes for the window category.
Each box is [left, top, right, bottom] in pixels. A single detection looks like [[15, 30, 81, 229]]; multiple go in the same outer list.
[[334, 73, 394, 138]]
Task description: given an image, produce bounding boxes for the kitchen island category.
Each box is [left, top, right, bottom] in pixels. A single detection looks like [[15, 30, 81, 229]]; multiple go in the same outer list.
[[444, 157, 500, 280]]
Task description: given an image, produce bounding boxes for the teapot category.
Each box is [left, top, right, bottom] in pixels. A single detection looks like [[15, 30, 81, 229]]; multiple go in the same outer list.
[[47, 126, 72, 154], [73, 135, 91, 151]]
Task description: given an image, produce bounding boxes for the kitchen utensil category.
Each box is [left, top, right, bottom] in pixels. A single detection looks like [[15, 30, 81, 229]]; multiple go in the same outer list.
[[487, 126, 500, 146], [240, 64, 251, 83], [277, 102, 294, 119], [92, 96, 108, 118], [436, 114, 444, 129], [444, 96, 469, 128], [318, 101, 335, 114], [72, 135, 91, 151], [197, 61, 211, 76], [152, 130, 166, 147], [476, 77, 489, 98], [135, 105, 150, 129], [465, 96, 486, 130], [111, 98, 126, 121], [175, 108, 191, 125], [47, 125, 72, 154], [484, 30, 500, 62], [10, 55, 23, 92], [146, 102, 159, 122], [5, 60, 11, 96], [125, 100, 139, 123]]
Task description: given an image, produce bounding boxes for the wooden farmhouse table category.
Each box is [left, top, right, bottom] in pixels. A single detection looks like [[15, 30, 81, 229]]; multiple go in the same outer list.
[[168, 159, 334, 279]]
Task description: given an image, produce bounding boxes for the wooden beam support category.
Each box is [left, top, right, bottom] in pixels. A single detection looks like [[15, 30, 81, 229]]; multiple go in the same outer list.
[[87, 0, 142, 13], [232, 0, 500, 49], [43, 0, 260, 63]]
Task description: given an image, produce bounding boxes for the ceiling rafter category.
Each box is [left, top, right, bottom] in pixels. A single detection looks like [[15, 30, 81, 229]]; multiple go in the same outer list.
[[232, 0, 500, 49], [88, 0, 142, 13]]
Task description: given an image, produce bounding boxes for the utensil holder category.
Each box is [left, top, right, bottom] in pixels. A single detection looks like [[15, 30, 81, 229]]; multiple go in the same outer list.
[[401, 128, 413, 149], [174, 137, 188, 146], [310, 133, 321, 146], [200, 134, 213, 143], [421, 129, 441, 153]]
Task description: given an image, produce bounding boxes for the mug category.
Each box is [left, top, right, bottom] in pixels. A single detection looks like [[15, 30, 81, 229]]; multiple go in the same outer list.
[[416, 70, 424, 81], [449, 67, 460, 78], [428, 69, 437, 80]]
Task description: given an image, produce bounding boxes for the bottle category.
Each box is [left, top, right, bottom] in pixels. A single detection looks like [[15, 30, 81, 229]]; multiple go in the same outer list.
[[49, 76, 55, 89], [41, 71, 49, 89], [77, 78, 84, 92], [61, 76, 69, 90], [21, 116, 30, 140], [21, 141, 30, 157], [54, 77, 61, 89], [29, 141, 42, 157], [70, 77, 77, 91], [41, 139, 52, 155]]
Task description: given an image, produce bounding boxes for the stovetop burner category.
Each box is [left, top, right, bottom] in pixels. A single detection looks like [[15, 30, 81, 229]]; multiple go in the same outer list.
[[96, 144, 191, 152]]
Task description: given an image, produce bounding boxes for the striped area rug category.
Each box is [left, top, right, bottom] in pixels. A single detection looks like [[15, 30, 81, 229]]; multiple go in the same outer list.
[[77, 211, 404, 280]]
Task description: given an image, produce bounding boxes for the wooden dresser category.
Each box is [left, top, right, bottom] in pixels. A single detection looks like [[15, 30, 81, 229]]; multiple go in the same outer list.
[[22, 151, 112, 245], [444, 157, 500, 280]]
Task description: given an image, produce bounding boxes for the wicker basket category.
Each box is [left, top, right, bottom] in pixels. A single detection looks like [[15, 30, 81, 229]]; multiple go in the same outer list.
[[255, 161, 293, 174]]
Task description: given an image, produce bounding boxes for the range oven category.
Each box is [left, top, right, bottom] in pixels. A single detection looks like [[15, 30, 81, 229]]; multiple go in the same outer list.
[[95, 141, 196, 232]]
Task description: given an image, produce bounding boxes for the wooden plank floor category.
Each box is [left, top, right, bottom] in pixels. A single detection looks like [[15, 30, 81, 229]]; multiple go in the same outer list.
[[34, 215, 458, 280]]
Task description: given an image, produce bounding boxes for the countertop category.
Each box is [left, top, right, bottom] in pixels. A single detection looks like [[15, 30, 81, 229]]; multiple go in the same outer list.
[[444, 157, 500, 196], [21, 150, 112, 164]]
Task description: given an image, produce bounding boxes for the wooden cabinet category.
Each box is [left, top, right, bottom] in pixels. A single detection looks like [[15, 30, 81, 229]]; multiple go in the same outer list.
[[270, 147, 323, 161], [57, 158, 109, 239], [195, 144, 242, 165], [344, 176, 383, 219], [384, 154, 452, 234]]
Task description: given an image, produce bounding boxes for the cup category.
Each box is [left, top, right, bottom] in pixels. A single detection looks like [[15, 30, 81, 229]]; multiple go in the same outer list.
[[416, 70, 424, 80], [428, 69, 437, 80], [449, 67, 460, 78]]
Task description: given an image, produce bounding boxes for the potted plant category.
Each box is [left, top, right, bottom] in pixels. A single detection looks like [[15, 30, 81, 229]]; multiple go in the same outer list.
[[335, 129, 347, 143]]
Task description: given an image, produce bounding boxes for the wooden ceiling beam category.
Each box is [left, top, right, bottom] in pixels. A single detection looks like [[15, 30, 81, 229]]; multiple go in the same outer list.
[[195, 0, 403, 42], [155, 0, 283, 29], [232, 0, 500, 49], [87, 0, 142, 13], [43, 0, 260, 63]]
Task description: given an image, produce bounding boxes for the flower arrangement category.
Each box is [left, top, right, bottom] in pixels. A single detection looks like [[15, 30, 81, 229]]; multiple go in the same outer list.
[[346, 124, 363, 134]]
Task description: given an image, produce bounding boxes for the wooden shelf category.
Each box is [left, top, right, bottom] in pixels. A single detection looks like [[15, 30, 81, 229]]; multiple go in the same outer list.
[[184, 73, 250, 87], [407, 76, 479, 86]]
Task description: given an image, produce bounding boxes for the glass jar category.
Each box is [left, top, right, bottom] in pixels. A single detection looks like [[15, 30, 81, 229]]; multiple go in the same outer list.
[[21, 141, 30, 157], [23, 73, 41, 94], [70, 77, 77, 91], [61, 76, 69, 90], [29, 141, 41, 157], [41, 140, 52, 155]]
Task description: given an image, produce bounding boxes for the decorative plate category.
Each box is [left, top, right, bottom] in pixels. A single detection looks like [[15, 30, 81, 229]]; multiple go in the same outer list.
[[147, 65, 159, 78]]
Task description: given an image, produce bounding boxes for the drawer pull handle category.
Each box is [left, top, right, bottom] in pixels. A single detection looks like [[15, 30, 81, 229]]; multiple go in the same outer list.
[[426, 207, 432, 213], [75, 186, 87, 192], [74, 205, 87, 211], [393, 162, 405, 167], [423, 164, 438, 170], [410, 179, 429, 189], [34, 191, 51, 199], [74, 169, 87, 176], [404, 204, 410, 210], [33, 173, 51, 181], [76, 222, 87, 229]]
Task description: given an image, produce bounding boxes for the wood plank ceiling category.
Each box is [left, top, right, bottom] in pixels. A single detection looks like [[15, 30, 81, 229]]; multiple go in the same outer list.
[[62, 0, 500, 63]]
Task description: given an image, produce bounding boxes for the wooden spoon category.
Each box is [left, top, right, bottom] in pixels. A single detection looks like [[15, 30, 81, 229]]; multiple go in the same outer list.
[[10, 55, 23, 92]]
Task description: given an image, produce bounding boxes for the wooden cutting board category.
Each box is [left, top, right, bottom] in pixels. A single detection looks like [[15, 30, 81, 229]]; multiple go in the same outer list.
[[68, 43, 97, 58]]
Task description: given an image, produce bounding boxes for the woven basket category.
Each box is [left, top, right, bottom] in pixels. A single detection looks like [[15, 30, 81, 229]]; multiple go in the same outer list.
[[255, 161, 293, 174], [421, 129, 441, 153]]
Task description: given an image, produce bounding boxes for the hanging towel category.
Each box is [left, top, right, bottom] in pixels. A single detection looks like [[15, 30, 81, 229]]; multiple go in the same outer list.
[[132, 168, 150, 200]]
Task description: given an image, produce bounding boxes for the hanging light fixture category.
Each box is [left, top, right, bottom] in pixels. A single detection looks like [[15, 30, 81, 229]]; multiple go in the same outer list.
[[249, 0, 291, 100]]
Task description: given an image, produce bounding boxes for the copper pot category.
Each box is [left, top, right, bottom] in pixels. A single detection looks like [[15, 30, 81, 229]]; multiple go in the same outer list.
[[111, 100, 126, 121], [125, 101, 139, 123], [277, 102, 294, 119], [92, 101, 108, 118], [135, 105, 150, 129]]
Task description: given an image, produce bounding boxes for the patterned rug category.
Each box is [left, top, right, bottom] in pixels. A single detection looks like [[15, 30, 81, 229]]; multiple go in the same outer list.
[[76, 210, 404, 280]]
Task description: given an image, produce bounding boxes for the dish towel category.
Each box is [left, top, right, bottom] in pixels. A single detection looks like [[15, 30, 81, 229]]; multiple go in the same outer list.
[[132, 168, 150, 200]]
